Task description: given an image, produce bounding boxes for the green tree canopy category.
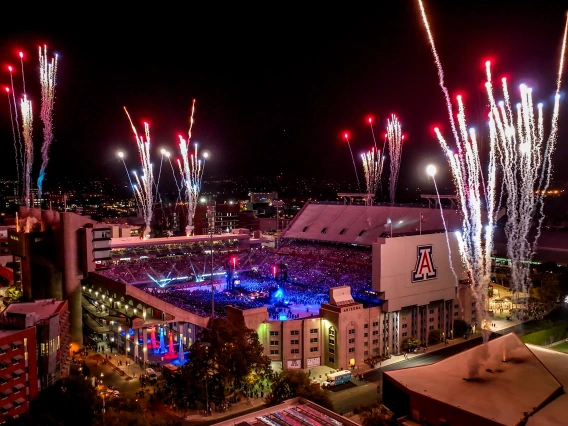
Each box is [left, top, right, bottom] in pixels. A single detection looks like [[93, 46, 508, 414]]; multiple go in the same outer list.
[[401, 336, 419, 351], [172, 317, 272, 407], [428, 329, 442, 344], [265, 370, 333, 410]]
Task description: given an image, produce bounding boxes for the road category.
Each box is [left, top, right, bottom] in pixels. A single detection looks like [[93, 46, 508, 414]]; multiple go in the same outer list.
[[330, 336, 485, 414]]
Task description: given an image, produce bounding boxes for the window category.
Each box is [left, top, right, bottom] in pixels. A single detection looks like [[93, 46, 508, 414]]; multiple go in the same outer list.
[[472, 302, 476, 307], [270, 331, 279, 336], [349, 338, 355, 344], [291, 349, 299, 354], [291, 340, 299, 345], [310, 338, 318, 343], [291, 330, 299, 336], [329, 328, 335, 337], [329, 348, 335, 354], [429, 309, 434, 314], [402, 332, 408, 337], [329, 357, 334, 363], [472, 310, 476, 314], [372, 330, 379, 336], [348, 329, 355, 335], [402, 324, 407, 329], [349, 347, 355, 353], [364, 333, 368, 338], [372, 322, 379, 327], [429, 318, 434, 322], [310, 347, 318, 352], [454, 304, 459, 308], [270, 350, 279, 355], [454, 312, 458, 316], [270, 341, 278, 346], [329, 338, 335, 345], [372, 339, 379, 345], [429, 326, 434, 330], [364, 324, 369, 329], [364, 342, 368, 346], [310, 329, 318, 334]]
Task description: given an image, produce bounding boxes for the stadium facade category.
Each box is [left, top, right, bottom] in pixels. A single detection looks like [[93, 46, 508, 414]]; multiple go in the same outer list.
[[8, 203, 480, 371]]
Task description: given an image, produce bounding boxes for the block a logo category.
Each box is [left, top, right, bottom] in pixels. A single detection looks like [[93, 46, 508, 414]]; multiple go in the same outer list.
[[412, 245, 437, 282]]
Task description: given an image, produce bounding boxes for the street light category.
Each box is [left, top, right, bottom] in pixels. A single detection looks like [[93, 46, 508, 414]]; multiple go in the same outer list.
[[202, 343, 211, 416]]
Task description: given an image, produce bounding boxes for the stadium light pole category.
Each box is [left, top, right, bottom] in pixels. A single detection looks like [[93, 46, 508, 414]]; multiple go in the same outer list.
[[274, 200, 283, 250], [211, 230, 214, 317]]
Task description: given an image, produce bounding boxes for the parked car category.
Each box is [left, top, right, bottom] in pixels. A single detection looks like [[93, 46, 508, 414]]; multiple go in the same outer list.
[[146, 368, 158, 382]]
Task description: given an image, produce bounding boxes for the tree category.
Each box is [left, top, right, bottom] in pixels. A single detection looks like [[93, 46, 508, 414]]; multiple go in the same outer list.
[[401, 336, 419, 352], [428, 329, 442, 344], [174, 317, 272, 407], [6, 376, 98, 426], [265, 370, 333, 410], [5, 377, 147, 426], [94, 397, 149, 426], [357, 402, 394, 426], [3, 285, 23, 305], [453, 319, 469, 337]]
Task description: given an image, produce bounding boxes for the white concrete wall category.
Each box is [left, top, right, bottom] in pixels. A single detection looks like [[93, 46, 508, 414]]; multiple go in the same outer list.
[[373, 233, 465, 312]]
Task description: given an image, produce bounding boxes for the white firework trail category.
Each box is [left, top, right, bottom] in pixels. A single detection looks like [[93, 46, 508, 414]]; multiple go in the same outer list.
[[37, 46, 58, 199], [387, 114, 403, 203], [361, 148, 381, 197], [5, 88, 20, 198], [21, 95, 34, 207], [428, 169, 460, 286], [484, 11, 567, 294], [124, 108, 154, 240], [178, 99, 206, 236], [8, 67, 24, 197], [418, 0, 495, 327]]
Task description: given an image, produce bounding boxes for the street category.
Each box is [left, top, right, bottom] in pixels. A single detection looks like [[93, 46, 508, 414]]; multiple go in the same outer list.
[[329, 336, 485, 414]]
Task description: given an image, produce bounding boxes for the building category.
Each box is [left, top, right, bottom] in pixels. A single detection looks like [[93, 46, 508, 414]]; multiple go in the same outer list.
[[383, 333, 567, 426], [7, 207, 112, 350], [12, 202, 567, 374], [0, 299, 70, 422], [214, 397, 359, 426], [249, 192, 278, 204], [1, 299, 71, 390], [0, 327, 36, 422]]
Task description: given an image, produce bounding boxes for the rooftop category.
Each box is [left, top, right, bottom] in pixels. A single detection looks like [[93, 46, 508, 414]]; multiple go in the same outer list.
[[385, 333, 563, 426], [4, 298, 65, 320]]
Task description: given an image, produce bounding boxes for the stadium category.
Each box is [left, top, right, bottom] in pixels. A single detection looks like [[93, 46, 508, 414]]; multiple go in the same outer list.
[[74, 200, 481, 372]]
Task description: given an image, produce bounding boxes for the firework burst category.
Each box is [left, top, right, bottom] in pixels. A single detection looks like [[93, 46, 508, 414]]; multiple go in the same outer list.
[[124, 108, 154, 240], [387, 114, 403, 203], [361, 148, 382, 197], [178, 99, 207, 236], [37, 46, 58, 199]]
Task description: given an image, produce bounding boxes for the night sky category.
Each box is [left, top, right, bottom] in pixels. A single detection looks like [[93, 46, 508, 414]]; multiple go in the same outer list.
[[0, 1, 567, 192]]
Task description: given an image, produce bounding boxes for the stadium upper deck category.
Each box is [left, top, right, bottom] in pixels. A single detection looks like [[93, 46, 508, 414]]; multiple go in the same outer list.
[[281, 202, 462, 245]]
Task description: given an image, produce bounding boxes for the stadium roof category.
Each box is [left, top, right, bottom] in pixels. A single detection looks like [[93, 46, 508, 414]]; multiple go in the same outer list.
[[385, 333, 564, 426], [281, 202, 462, 246]]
